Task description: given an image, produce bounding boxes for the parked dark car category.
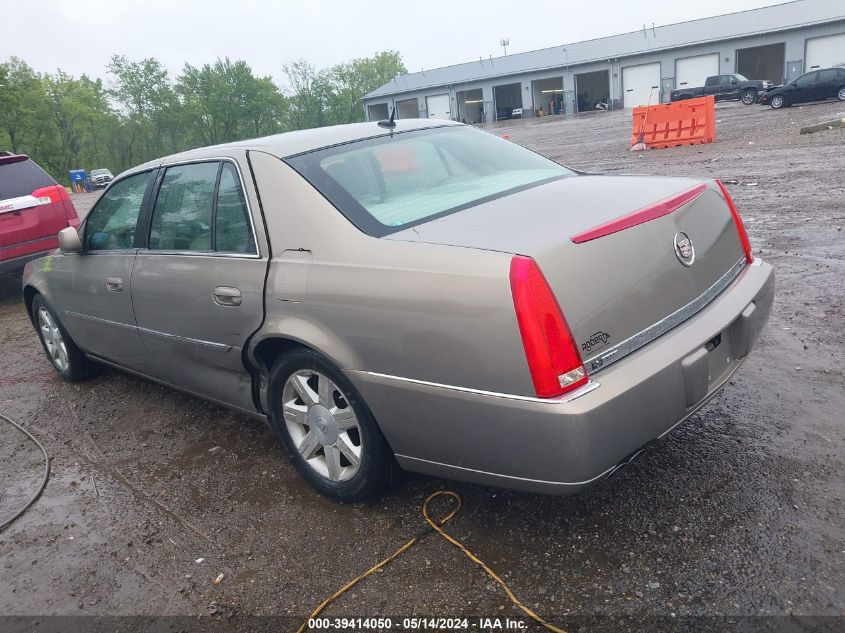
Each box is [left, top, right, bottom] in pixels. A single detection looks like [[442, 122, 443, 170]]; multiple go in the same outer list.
[[670, 74, 772, 105], [758, 67, 845, 109], [1, 153, 80, 274], [496, 106, 515, 120]]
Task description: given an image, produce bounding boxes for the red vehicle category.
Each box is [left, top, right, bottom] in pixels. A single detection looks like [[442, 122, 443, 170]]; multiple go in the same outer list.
[[0, 154, 80, 274]]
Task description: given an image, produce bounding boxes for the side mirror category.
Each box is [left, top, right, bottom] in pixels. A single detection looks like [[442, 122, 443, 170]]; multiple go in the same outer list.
[[58, 226, 83, 253]]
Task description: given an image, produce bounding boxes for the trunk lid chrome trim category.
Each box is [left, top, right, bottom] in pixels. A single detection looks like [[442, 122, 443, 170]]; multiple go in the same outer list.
[[584, 256, 746, 375]]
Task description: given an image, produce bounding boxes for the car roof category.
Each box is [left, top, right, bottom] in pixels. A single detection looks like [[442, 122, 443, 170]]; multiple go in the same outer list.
[[120, 119, 462, 179]]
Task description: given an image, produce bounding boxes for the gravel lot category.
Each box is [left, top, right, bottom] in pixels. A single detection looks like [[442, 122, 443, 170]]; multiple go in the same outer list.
[[1, 101, 843, 631]]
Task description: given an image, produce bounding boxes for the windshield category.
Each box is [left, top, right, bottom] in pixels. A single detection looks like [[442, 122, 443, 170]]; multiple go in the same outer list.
[[734, 74, 748, 81], [286, 126, 574, 237], [91, 169, 111, 176]]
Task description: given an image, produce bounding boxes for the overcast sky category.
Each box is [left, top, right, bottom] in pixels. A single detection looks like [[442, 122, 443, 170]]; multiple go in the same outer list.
[[2, 0, 780, 86]]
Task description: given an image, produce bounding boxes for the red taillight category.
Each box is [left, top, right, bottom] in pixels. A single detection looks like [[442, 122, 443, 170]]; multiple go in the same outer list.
[[33, 184, 78, 225], [509, 256, 588, 398], [31, 185, 64, 204], [716, 180, 753, 264]]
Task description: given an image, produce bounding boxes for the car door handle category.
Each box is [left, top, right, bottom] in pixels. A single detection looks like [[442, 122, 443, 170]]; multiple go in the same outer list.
[[212, 286, 241, 307], [106, 277, 123, 292]]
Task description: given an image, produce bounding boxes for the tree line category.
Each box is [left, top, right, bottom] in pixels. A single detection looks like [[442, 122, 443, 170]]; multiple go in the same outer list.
[[0, 51, 406, 182]]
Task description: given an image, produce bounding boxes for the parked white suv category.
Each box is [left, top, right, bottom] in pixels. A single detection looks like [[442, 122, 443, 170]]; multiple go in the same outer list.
[[89, 168, 113, 189]]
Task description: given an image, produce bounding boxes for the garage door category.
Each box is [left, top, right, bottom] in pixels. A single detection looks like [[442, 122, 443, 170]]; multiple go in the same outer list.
[[676, 53, 719, 89], [367, 103, 389, 122], [622, 62, 661, 108], [806, 33, 845, 71], [396, 98, 418, 119], [426, 94, 451, 120]]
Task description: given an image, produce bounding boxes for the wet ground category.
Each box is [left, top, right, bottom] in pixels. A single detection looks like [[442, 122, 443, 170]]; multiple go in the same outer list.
[[1, 101, 843, 631]]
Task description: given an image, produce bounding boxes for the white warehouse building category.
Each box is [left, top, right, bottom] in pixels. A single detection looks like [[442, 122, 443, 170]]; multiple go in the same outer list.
[[363, 0, 845, 122]]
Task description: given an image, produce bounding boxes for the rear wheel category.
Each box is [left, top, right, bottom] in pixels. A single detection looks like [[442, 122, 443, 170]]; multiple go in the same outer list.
[[770, 94, 786, 109], [31, 295, 100, 381], [837, 87, 845, 102], [741, 89, 757, 105], [267, 348, 395, 501]]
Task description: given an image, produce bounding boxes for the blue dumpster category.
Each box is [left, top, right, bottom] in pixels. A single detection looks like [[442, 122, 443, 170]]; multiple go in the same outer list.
[[68, 169, 90, 193]]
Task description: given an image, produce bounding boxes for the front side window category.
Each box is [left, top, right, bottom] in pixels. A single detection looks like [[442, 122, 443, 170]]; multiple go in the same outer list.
[[149, 162, 219, 251], [795, 72, 817, 87], [286, 126, 573, 237], [85, 171, 150, 251]]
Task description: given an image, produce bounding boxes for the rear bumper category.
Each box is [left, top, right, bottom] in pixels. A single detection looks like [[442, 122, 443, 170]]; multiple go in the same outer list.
[[0, 247, 55, 275], [348, 258, 774, 495]]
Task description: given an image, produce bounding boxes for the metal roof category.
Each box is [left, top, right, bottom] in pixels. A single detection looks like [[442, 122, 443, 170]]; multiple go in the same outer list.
[[365, 0, 845, 99], [121, 119, 461, 178]]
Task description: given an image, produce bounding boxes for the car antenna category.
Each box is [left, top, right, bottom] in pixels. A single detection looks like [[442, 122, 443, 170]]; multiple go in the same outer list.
[[377, 107, 397, 129]]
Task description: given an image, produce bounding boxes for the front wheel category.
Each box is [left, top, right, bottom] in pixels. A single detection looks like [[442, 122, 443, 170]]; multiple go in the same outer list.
[[267, 348, 396, 501], [31, 295, 100, 381], [741, 89, 757, 105], [770, 94, 786, 109], [837, 86, 845, 102]]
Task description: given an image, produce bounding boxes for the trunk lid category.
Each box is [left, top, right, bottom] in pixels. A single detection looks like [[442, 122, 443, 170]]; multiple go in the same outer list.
[[386, 174, 747, 372]]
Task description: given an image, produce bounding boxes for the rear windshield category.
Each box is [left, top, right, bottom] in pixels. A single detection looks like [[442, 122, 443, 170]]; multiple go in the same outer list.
[[0, 158, 56, 199], [285, 126, 573, 236]]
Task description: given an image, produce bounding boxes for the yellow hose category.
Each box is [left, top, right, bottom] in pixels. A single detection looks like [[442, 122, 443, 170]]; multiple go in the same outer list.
[[297, 491, 566, 633]]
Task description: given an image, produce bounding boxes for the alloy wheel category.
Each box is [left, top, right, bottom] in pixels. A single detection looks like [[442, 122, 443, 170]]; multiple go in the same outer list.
[[771, 95, 784, 109], [38, 306, 69, 371], [281, 369, 363, 482], [838, 87, 845, 101], [742, 91, 755, 104]]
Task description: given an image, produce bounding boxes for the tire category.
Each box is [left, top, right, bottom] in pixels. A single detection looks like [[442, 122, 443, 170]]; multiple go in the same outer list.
[[31, 295, 100, 381], [837, 86, 845, 102], [267, 348, 396, 501], [770, 94, 786, 109], [741, 89, 757, 105]]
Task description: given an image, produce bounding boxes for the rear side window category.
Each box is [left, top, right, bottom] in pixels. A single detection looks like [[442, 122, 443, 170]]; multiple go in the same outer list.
[[286, 126, 573, 237], [148, 161, 256, 254], [85, 171, 151, 251], [818, 69, 838, 82], [0, 158, 56, 199], [215, 163, 255, 254], [149, 162, 219, 251]]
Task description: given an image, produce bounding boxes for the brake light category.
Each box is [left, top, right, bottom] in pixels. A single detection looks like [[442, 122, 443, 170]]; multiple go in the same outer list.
[[716, 180, 753, 264], [31, 185, 67, 205], [32, 184, 78, 225], [509, 256, 588, 398], [571, 183, 708, 244]]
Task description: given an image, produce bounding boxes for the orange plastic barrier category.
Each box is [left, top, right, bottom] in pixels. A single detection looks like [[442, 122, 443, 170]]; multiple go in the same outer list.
[[631, 95, 716, 149]]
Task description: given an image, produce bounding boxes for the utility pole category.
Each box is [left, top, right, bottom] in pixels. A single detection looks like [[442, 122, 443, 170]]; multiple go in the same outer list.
[[500, 38, 509, 56]]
